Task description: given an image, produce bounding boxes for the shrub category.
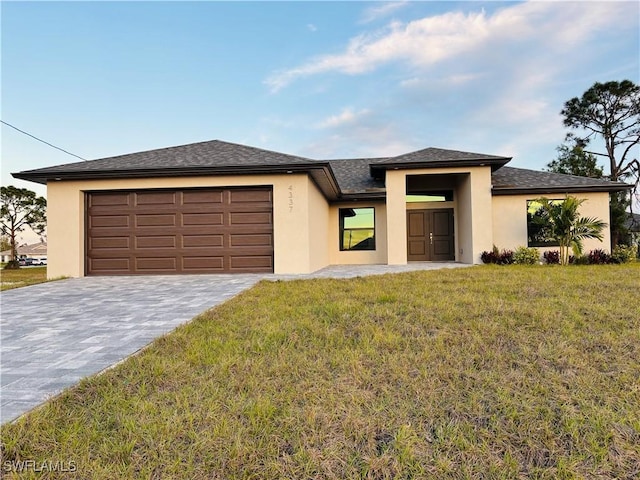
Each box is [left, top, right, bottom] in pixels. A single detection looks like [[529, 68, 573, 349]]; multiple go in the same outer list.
[[611, 244, 637, 264], [573, 255, 590, 265], [498, 250, 514, 265], [543, 250, 560, 264], [588, 249, 611, 264], [481, 247, 514, 265], [513, 246, 540, 265], [480, 250, 498, 264]]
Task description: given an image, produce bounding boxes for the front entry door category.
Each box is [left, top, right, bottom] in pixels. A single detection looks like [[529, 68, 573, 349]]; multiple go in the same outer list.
[[407, 209, 455, 261]]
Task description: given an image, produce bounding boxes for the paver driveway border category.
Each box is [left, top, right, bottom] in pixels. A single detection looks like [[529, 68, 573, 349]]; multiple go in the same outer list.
[[0, 262, 469, 424]]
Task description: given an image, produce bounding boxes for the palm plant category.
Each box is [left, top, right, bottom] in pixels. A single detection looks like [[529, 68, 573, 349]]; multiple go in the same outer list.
[[532, 196, 607, 265]]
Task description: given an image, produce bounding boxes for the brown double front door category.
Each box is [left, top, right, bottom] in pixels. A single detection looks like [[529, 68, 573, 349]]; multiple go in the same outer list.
[[407, 208, 455, 261]]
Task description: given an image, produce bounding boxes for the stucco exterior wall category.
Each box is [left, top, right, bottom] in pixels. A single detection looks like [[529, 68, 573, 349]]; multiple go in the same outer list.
[[492, 192, 612, 254], [45, 174, 331, 278], [328, 202, 387, 265], [307, 179, 331, 272]]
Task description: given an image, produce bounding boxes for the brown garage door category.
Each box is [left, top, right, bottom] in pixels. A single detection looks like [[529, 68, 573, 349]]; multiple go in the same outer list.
[[86, 187, 273, 275]]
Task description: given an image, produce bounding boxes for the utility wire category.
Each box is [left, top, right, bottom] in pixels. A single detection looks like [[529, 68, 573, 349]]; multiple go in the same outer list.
[[1, 120, 87, 161]]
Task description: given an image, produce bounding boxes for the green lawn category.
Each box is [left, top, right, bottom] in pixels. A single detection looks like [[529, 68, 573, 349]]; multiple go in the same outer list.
[[0, 266, 48, 291], [2, 264, 639, 479]]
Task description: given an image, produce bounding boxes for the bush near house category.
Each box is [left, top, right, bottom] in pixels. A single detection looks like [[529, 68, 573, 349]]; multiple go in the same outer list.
[[588, 249, 612, 265], [513, 247, 540, 265], [480, 246, 514, 265], [486, 247, 637, 266], [612, 244, 638, 264], [543, 250, 560, 264]]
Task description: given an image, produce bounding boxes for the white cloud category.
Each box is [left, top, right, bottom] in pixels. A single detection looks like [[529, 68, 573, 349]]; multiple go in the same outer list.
[[307, 23, 317, 32], [317, 107, 371, 129], [264, 1, 635, 93], [360, 1, 409, 24]]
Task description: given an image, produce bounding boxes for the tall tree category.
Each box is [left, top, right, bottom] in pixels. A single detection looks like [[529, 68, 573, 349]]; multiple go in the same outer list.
[[0, 186, 47, 269], [561, 80, 640, 246], [546, 136, 604, 178], [532, 196, 607, 266], [561, 80, 640, 183]]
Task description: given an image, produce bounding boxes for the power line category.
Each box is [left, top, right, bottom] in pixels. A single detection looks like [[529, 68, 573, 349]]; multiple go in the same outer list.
[[1, 120, 87, 161]]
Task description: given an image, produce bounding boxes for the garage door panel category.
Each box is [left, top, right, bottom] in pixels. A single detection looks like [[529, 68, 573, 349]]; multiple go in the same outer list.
[[90, 237, 131, 250], [183, 190, 224, 204], [89, 193, 131, 207], [230, 212, 272, 225], [90, 258, 131, 272], [135, 236, 177, 249], [229, 256, 273, 270], [230, 190, 272, 203], [182, 213, 224, 226], [90, 215, 130, 228], [87, 187, 273, 275], [183, 235, 224, 247], [136, 214, 176, 227], [136, 257, 177, 271], [135, 191, 177, 205], [182, 256, 224, 270], [230, 234, 272, 247]]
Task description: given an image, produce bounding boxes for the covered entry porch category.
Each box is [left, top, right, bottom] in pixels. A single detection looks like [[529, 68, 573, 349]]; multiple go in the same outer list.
[[383, 167, 494, 265]]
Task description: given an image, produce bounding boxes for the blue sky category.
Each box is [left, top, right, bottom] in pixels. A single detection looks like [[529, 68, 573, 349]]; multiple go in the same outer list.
[[2, 1, 639, 201]]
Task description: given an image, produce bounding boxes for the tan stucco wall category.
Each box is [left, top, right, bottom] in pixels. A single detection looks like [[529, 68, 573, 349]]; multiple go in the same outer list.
[[492, 192, 612, 254], [307, 179, 331, 272], [45, 174, 331, 278], [328, 202, 388, 265], [385, 166, 494, 265]]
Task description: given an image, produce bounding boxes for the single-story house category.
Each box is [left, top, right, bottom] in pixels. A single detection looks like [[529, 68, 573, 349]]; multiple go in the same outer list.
[[0, 241, 47, 263], [13, 140, 631, 277]]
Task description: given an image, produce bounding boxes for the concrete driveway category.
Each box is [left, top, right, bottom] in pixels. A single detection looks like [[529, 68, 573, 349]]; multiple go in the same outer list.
[[0, 274, 265, 423], [0, 262, 469, 424]]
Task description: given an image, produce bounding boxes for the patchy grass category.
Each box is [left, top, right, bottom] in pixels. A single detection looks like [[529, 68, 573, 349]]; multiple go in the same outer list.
[[2, 264, 639, 479], [0, 267, 50, 291]]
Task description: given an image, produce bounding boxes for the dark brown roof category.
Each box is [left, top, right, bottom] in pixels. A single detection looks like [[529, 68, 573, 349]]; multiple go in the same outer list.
[[370, 147, 511, 176], [327, 158, 386, 197], [491, 166, 631, 195], [15, 139, 317, 177], [14, 139, 341, 200], [13, 139, 631, 200]]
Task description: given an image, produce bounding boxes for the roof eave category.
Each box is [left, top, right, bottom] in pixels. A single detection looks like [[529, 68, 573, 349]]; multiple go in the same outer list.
[[12, 163, 342, 200], [369, 157, 510, 177], [334, 191, 387, 202], [492, 184, 632, 196]]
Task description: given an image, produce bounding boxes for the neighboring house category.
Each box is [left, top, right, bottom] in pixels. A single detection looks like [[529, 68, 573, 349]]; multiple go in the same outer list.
[[13, 140, 631, 277], [626, 213, 640, 257], [0, 241, 47, 263], [625, 212, 640, 233]]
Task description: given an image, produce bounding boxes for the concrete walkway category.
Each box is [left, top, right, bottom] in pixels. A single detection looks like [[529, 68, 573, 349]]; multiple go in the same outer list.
[[1, 262, 469, 423]]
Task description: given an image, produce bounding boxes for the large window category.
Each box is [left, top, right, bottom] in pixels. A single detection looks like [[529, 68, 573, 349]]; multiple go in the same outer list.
[[340, 207, 375, 251], [527, 200, 561, 247]]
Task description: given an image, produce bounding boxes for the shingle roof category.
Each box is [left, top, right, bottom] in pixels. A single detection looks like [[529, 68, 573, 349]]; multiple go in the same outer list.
[[13, 139, 342, 200], [17, 139, 317, 176], [491, 166, 631, 194], [12, 139, 631, 199], [327, 158, 386, 195], [370, 147, 511, 175]]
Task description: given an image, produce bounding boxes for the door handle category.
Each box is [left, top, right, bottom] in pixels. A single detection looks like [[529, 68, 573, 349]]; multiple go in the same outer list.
[[429, 232, 433, 245]]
